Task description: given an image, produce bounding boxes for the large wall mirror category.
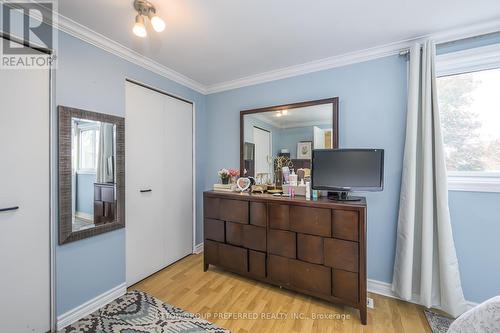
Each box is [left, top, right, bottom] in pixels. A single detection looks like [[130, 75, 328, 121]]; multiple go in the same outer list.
[[58, 106, 125, 244], [240, 98, 338, 187]]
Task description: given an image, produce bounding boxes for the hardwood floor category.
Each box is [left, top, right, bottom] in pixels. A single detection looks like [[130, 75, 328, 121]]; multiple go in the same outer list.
[[132, 254, 432, 333]]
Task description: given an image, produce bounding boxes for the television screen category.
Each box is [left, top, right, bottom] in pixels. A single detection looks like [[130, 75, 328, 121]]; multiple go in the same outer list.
[[312, 149, 384, 191]]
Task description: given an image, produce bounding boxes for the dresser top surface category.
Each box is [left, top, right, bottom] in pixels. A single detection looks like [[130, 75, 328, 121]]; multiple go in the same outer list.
[[204, 190, 366, 208]]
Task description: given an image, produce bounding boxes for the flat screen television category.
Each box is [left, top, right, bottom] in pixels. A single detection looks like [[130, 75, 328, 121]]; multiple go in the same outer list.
[[312, 149, 384, 201]]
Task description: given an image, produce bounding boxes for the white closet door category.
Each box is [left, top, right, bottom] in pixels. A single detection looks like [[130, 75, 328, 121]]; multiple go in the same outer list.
[[162, 95, 193, 268], [125, 82, 193, 286], [313, 126, 325, 149], [253, 127, 271, 175], [0, 46, 50, 331]]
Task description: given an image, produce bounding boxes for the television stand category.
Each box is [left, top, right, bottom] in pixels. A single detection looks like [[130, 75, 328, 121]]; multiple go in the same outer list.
[[327, 191, 363, 202]]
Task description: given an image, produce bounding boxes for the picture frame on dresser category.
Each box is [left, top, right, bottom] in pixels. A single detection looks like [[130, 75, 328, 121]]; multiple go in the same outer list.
[[297, 141, 312, 159]]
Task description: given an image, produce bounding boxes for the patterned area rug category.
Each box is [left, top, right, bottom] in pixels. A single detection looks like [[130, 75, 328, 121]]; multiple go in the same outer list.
[[424, 310, 454, 333], [61, 290, 229, 333]]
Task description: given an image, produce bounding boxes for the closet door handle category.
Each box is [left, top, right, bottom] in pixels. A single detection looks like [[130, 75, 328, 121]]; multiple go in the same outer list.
[[0, 206, 19, 212], [139, 189, 152, 193]]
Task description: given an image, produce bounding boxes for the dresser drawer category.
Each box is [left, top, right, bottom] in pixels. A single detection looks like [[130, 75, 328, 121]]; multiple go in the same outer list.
[[204, 197, 220, 220], [290, 206, 331, 237], [100, 186, 115, 203], [297, 234, 324, 265], [250, 202, 267, 227], [269, 229, 296, 258], [220, 199, 249, 224], [243, 225, 266, 252], [332, 210, 359, 241], [204, 240, 220, 265], [324, 238, 358, 272], [204, 218, 225, 242], [218, 243, 248, 273], [268, 255, 290, 286], [290, 259, 331, 295], [249, 250, 266, 278], [226, 222, 244, 246], [269, 204, 289, 230], [332, 269, 358, 303]]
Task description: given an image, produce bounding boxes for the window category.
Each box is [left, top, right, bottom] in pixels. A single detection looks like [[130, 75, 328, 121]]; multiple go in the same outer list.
[[79, 128, 98, 170], [436, 44, 500, 192], [73, 121, 99, 172]]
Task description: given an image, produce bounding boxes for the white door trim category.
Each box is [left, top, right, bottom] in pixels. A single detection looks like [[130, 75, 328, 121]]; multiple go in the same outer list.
[[124, 78, 197, 255], [49, 53, 57, 332]]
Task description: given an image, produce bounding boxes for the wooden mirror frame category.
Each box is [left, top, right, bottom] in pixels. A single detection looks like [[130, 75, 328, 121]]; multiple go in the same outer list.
[[239, 97, 339, 177], [58, 105, 125, 245]]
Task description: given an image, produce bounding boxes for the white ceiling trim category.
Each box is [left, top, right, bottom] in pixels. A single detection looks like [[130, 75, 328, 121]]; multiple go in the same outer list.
[[205, 40, 411, 94], [54, 12, 208, 94], [206, 18, 500, 94], [51, 9, 500, 95]]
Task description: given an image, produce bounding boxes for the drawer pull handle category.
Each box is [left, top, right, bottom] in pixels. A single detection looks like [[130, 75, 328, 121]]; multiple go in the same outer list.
[[140, 189, 152, 193], [0, 206, 19, 212]]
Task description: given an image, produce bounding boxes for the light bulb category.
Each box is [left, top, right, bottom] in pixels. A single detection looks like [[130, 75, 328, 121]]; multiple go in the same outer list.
[[276, 112, 282, 117], [133, 15, 147, 38], [282, 109, 288, 115], [150, 15, 165, 32]]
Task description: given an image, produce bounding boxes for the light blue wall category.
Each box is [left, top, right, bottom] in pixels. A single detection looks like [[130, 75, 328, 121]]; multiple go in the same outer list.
[[205, 50, 500, 304], [75, 173, 95, 215], [437, 31, 500, 54], [276, 126, 313, 158], [449, 191, 500, 303], [55, 31, 207, 315], [206, 55, 408, 285], [276, 124, 331, 159]]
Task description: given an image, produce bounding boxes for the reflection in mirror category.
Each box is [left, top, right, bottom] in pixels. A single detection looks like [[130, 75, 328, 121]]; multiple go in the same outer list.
[[242, 102, 336, 187], [71, 118, 116, 232]]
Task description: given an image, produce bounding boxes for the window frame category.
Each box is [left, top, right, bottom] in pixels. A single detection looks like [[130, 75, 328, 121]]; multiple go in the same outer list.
[[75, 122, 99, 174], [436, 43, 500, 193]]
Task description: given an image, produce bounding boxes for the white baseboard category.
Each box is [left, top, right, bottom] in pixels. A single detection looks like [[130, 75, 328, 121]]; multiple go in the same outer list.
[[57, 283, 126, 330], [193, 242, 204, 254], [368, 279, 478, 311]]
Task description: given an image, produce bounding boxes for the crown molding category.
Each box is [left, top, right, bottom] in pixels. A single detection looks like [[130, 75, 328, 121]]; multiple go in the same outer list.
[[54, 12, 208, 94], [20, 4, 500, 95], [205, 39, 413, 94], [205, 18, 500, 94]]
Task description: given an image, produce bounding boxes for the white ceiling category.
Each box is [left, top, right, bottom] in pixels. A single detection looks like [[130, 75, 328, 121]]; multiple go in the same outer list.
[[58, 0, 500, 88], [250, 104, 332, 128]]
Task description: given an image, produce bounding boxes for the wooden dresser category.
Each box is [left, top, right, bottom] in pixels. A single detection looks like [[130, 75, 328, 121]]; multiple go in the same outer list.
[[94, 182, 116, 225], [203, 190, 367, 324]]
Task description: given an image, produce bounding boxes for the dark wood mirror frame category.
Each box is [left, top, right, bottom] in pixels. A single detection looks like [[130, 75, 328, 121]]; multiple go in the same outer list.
[[58, 105, 125, 245], [239, 97, 339, 177]]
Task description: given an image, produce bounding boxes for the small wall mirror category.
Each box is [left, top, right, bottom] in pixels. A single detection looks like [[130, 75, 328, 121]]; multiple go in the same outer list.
[[240, 98, 338, 187], [59, 106, 125, 244]]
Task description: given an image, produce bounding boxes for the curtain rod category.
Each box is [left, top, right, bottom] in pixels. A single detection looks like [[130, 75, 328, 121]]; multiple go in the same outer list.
[[399, 49, 410, 56]]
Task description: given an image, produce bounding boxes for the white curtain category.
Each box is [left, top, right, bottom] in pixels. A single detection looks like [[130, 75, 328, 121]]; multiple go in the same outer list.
[[96, 122, 115, 183], [392, 40, 468, 317]]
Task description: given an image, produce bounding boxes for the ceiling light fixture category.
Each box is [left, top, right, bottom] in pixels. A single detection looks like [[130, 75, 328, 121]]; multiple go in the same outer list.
[[132, 0, 165, 38], [133, 14, 147, 38], [276, 110, 288, 117]]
